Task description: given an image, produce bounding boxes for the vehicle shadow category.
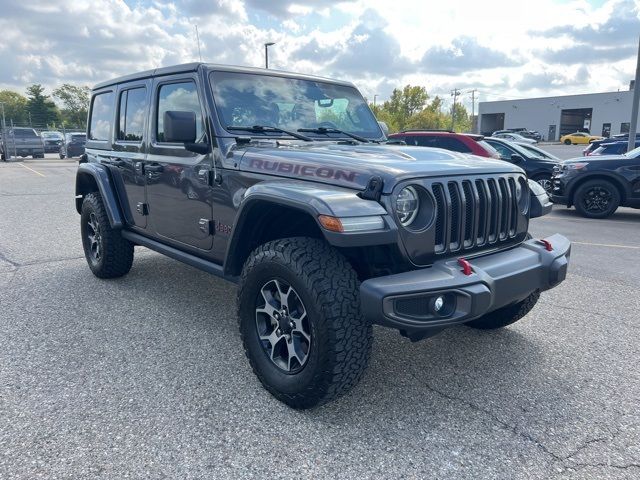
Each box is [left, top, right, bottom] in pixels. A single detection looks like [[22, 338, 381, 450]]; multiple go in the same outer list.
[[551, 205, 640, 222]]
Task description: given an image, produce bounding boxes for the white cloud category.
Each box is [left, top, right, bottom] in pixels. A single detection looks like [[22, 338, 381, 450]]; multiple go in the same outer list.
[[0, 0, 638, 107]]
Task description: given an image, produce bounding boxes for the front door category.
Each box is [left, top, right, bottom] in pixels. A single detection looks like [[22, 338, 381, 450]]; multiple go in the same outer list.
[[110, 81, 150, 229], [548, 125, 556, 142], [145, 75, 214, 251]]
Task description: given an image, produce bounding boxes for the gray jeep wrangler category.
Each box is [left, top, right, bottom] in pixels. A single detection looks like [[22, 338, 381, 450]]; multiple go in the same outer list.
[[76, 63, 570, 408]]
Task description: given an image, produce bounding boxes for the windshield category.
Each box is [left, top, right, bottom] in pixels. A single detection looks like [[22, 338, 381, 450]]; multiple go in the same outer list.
[[625, 145, 640, 158], [210, 71, 382, 140]]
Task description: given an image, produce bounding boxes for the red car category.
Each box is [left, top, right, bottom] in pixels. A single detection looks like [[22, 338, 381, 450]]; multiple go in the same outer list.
[[388, 130, 501, 159]]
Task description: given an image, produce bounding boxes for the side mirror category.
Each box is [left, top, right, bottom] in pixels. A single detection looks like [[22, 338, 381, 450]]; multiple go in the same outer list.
[[378, 121, 389, 136], [511, 154, 524, 163], [164, 111, 196, 143]]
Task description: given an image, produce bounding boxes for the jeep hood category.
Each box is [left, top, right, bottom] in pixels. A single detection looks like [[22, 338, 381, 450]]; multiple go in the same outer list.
[[237, 142, 524, 193]]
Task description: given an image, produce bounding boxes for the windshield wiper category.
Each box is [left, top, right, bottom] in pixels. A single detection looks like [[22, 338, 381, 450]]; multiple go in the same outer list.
[[297, 127, 372, 143], [227, 125, 312, 142]]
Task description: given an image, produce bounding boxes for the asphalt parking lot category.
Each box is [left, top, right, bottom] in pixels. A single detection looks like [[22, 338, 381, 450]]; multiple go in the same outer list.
[[1, 150, 639, 479]]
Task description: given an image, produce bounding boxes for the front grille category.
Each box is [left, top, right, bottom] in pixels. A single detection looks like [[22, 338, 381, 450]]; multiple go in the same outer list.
[[431, 175, 524, 255]]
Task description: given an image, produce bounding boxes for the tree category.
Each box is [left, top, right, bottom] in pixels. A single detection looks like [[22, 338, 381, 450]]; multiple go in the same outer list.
[[26, 84, 59, 128], [53, 83, 91, 127], [0, 90, 28, 125], [382, 85, 429, 131], [451, 102, 472, 133]]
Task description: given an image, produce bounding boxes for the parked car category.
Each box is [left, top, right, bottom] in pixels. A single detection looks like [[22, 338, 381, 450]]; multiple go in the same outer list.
[[387, 130, 501, 158], [0, 127, 45, 159], [508, 128, 543, 141], [60, 132, 86, 158], [583, 134, 640, 156], [492, 132, 537, 144], [484, 137, 559, 193], [589, 140, 640, 156], [75, 62, 570, 408], [560, 132, 603, 145], [515, 142, 561, 161], [551, 146, 640, 218], [41, 131, 64, 153]]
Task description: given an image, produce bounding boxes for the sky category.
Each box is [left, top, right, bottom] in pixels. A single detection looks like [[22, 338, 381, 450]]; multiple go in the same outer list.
[[0, 0, 639, 111]]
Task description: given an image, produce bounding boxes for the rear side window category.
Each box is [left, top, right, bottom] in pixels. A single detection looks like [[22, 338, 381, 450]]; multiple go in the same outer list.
[[89, 91, 114, 141], [438, 137, 472, 153], [414, 136, 439, 147], [118, 87, 147, 142], [156, 81, 203, 143]]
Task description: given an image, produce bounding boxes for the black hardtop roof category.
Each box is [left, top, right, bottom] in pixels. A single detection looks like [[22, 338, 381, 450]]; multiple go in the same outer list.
[[93, 62, 355, 91]]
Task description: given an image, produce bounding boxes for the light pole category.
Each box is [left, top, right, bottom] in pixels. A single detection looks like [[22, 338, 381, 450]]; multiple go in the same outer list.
[[264, 42, 275, 69], [0, 102, 7, 161], [628, 36, 640, 153]]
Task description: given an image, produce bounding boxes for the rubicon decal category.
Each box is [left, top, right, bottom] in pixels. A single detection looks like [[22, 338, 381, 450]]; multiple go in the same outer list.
[[249, 159, 357, 182]]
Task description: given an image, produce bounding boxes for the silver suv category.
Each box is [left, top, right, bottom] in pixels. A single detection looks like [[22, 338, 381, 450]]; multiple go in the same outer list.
[[0, 127, 45, 160]]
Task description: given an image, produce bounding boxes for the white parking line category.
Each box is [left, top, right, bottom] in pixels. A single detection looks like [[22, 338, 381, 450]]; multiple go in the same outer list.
[[18, 163, 45, 177], [572, 241, 640, 250]]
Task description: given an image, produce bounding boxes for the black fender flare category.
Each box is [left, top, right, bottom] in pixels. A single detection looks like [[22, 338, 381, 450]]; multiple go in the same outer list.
[[223, 181, 397, 275], [75, 162, 124, 229]]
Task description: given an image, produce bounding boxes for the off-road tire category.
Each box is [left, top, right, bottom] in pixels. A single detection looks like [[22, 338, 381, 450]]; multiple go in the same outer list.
[[80, 192, 134, 278], [237, 237, 373, 409], [574, 179, 620, 219], [466, 290, 540, 330]]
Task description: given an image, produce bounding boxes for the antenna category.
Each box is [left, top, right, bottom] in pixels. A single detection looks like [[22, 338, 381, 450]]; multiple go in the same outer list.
[[195, 25, 202, 62]]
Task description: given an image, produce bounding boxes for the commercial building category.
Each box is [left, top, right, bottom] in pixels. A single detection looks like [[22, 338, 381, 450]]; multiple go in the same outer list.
[[478, 85, 639, 141]]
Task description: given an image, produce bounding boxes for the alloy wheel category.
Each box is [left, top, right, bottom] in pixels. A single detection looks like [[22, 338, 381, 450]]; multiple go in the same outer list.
[[582, 186, 612, 213], [255, 279, 311, 373], [537, 178, 552, 194], [86, 212, 102, 261]]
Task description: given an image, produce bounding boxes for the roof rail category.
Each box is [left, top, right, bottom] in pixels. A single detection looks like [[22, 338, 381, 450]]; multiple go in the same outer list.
[[400, 129, 456, 133]]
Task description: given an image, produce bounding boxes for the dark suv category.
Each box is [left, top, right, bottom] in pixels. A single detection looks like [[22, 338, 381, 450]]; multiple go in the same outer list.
[[75, 63, 570, 408], [551, 145, 640, 218], [388, 130, 501, 158]]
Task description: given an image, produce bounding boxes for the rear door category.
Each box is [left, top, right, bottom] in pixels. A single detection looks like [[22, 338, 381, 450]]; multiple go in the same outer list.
[[111, 81, 151, 229], [145, 74, 213, 250]]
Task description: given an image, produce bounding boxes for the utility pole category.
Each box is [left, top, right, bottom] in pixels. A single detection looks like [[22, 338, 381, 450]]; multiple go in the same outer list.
[[628, 36, 640, 153], [373, 94, 378, 109], [468, 89, 478, 133], [195, 25, 202, 62], [264, 42, 275, 69], [451, 89, 460, 131]]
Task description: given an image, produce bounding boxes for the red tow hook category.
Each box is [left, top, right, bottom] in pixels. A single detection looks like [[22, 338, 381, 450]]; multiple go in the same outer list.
[[458, 258, 473, 276], [537, 239, 553, 251]]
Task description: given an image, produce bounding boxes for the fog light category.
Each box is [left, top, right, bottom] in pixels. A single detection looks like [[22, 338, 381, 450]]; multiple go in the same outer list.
[[433, 296, 445, 312]]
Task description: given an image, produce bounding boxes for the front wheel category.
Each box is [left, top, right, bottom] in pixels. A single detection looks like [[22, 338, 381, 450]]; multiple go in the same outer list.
[[466, 290, 540, 330], [574, 179, 620, 219], [237, 237, 372, 409], [81, 192, 134, 278], [533, 175, 552, 195], [564, 139, 572, 145]]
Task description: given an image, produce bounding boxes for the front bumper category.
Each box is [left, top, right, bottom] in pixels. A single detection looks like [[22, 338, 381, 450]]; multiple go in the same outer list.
[[360, 234, 570, 340]]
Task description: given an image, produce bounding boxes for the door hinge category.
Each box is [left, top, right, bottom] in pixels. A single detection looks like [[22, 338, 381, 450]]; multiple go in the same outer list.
[[136, 202, 149, 215], [198, 218, 214, 235]]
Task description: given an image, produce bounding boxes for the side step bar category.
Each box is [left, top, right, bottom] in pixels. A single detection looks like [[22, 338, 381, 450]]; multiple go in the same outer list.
[[121, 230, 237, 284]]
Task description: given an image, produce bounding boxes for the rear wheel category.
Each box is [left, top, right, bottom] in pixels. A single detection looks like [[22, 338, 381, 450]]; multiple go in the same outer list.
[[466, 290, 540, 330], [238, 237, 372, 409], [574, 179, 620, 219], [564, 139, 572, 145], [81, 192, 134, 278]]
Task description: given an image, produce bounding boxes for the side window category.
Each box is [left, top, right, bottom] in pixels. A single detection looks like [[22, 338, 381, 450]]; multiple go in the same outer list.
[[440, 137, 472, 153], [489, 142, 512, 159], [89, 91, 114, 141], [117, 87, 147, 142], [415, 136, 439, 147], [156, 81, 203, 143]]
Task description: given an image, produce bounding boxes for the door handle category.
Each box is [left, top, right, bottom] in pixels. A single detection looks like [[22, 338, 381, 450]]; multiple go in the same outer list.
[[145, 163, 164, 173], [110, 158, 126, 167]]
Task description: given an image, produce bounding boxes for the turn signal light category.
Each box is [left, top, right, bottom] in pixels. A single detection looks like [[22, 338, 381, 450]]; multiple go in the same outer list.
[[318, 215, 344, 232]]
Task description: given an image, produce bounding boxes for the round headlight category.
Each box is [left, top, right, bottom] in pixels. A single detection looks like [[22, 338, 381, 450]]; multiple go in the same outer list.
[[396, 186, 419, 226]]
